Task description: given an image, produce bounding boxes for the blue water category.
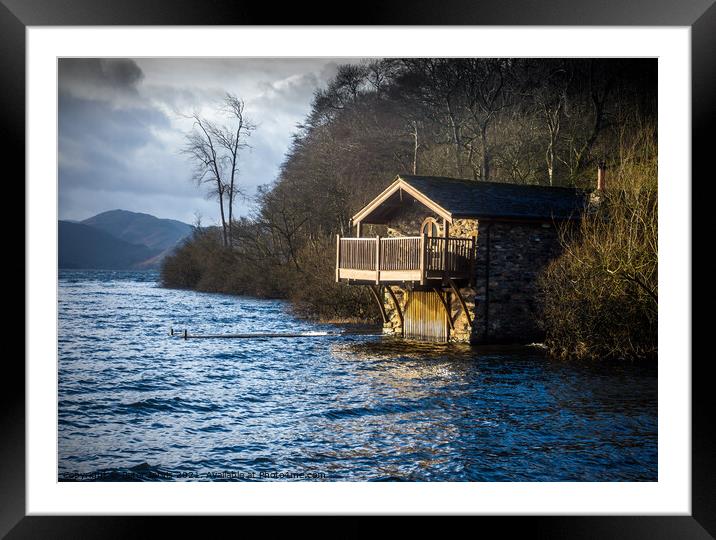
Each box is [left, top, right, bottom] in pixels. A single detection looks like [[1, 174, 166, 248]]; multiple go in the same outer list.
[[58, 270, 657, 481]]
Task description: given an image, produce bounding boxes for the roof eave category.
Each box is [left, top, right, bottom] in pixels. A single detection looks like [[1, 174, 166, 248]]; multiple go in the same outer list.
[[455, 213, 584, 222], [351, 176, 453, 224]]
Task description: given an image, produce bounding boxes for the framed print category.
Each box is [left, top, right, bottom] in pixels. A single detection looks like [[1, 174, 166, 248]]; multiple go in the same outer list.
[[7, 0, 712, 535]]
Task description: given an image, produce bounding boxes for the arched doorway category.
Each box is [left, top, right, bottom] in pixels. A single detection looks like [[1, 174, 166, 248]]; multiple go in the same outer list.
[[420, 217, 440, 237], [420, 217, 442, 270]]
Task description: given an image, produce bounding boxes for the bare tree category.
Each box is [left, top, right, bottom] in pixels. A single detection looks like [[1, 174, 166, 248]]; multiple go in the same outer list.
[[182, 114, 228, 245], [400, 59, 467, 177], [559, 61, 615, 182], [530, 63, 571, 186], [214, 95, 255, 244], [461, 59, 510, 181], [410, 120, 421, 174], [181, 93, 255, 246], [256, 184, 310, 271]]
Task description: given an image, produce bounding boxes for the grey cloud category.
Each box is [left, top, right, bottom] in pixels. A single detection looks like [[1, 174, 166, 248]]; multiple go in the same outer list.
[[59, 58, 144, 102], [59, 58, 363, 224]]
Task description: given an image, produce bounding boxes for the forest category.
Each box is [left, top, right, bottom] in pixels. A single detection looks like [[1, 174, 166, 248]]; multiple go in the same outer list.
[[161, 58, 658, 360]]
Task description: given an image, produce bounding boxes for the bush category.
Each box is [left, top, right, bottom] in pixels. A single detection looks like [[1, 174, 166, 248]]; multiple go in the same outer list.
[[161, 226, 379, 324], [539, 125, 657, 360], [160, 228, 241, 292], [288, 234, 379, 322]]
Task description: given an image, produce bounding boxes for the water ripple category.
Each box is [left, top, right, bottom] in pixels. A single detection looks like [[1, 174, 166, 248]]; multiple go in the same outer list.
[[58, 269, 657, 482]]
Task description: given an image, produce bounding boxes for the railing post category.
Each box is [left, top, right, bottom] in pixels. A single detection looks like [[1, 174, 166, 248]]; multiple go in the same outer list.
[[375, 235, 381, 284], [442, 218, 449, 286], [469, 237, 476, 286], [420, 233, 427, 285], [335, 234, 341, 283]]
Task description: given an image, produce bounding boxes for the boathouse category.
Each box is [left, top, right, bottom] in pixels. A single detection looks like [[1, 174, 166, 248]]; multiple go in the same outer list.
[[336, 174, 590, 343]]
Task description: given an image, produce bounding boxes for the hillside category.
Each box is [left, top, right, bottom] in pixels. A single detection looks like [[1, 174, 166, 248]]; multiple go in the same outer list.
[[59, 221, 159, 269], [82, 210, 193, 253]]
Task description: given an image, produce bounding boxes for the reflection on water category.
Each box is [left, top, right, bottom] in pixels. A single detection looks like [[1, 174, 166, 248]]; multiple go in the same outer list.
[[58, 270, 657, 482]]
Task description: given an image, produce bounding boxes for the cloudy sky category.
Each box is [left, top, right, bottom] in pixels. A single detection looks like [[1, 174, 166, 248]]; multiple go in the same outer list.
[[58, 58, 358, 225]]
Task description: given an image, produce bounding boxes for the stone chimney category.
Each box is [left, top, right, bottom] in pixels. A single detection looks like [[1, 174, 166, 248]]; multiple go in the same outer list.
[[597, 160, 607, 191]]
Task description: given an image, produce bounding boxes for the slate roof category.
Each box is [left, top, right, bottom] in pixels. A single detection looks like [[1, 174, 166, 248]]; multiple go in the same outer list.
[[397, 175, 589, 220]]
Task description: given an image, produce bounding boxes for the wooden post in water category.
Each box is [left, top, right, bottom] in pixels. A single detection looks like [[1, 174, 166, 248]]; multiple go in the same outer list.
[[335, 234, 341, 282], [183, 329, 188, 340]]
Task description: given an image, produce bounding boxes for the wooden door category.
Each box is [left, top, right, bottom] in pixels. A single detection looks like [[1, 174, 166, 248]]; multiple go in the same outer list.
[[404, 290, 448, 342]]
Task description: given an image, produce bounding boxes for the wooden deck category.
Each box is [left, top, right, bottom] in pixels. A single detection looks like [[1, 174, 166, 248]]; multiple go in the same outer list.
[[336, 235, 475, 285]]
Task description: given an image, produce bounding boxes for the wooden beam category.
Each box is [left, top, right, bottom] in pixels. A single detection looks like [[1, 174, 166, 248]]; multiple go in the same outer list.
[[384, 286, 404, 335], [376, 270, 422, 282], [335, 234, 341, 283], [338, 268, 422, 282], [338, 269, 376, 281], [448, 279, 473, 327], [469, 236, 476, 287], [375, 235, 381, 284], [355, 220, 362, 238], [433, 288, 455, 331], [351, 177, 403, 223], [441, 218, 449, 285], [351, 177, 453, 225], [419, 233, 427, 286], [403, 289, 412, 314], [367, 285, 388, 324], [396, 179, 453, 223]]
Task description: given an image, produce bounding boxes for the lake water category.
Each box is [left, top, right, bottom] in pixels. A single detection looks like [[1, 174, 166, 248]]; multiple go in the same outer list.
[[58, 270, 657, 481]]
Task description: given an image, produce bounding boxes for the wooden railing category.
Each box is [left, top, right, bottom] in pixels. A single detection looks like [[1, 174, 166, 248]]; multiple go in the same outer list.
[[338, 237, 376, 270], [336, 234, 475, 283], [425, 237, 474, 274], [379, 237, 422, 270]]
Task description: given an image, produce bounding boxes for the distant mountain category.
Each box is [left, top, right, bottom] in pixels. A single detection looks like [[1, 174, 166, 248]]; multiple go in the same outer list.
[[82, 210, 193, 253], [59, 210, 194, 270], [59, 221, 159, 269]]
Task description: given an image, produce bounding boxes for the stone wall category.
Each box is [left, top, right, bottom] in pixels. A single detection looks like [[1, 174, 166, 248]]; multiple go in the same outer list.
[[471, 221, 561, 344], [382, 286, 406, 336], [385, 202, 440, 238], [449, 218, 479, 241]]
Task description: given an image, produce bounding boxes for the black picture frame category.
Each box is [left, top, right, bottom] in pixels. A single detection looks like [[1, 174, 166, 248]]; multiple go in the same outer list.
[[7, 0, 711, 535]]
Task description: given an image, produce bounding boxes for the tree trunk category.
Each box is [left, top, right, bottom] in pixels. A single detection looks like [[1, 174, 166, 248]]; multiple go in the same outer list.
[[446, 98, 462, 176], [544, 104, 561, 186], [217, 184, 228, 246], [546, 145, 555, 186], [480, 124, 490, 181], [412, 121, 419, 174], [227, 189, 233, 246]]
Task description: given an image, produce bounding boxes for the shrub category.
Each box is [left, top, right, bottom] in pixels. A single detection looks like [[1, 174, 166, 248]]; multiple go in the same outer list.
[[539, 125, 657, 360], [288, 234, 379, 322]]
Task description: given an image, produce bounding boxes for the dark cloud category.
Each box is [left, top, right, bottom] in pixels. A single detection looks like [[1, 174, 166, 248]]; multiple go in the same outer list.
[[57, 58, 144, 98], [58, 58, 361, 224]]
